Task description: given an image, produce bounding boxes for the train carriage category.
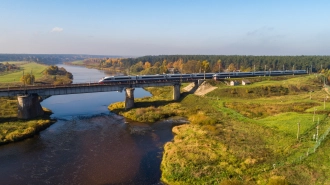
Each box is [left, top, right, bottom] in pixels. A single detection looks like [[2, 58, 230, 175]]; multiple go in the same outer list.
[[192, 73, 214, 79], [98, 76, 137, 84], [166, 74, 193, 81], [136, 74, 167, 82]]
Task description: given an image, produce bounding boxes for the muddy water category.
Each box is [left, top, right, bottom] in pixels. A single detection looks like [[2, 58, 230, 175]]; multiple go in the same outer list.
[[0, 64, 178, 184]]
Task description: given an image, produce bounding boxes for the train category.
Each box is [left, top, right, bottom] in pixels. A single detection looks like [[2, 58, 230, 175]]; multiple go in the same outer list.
[[212, 70, 307, 80], [98, 70, 307, 83]]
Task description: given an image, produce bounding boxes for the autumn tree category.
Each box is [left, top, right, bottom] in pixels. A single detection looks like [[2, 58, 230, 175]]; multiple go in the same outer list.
[[144, 61, 151, 69], [173, 58, 184, 73], [201, 60, 210, 79], [202, 60, 210, 72], [184, 60, 200, 73], [227, 63, 236, 72], [160, 60, 168, 74], [217, 59, 222, 72], [153, 61, 161, 68], [20, 73, 35, 85]]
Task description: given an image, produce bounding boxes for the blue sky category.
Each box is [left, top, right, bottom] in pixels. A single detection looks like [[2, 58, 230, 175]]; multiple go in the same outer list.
[[1, 0, 329, 56]]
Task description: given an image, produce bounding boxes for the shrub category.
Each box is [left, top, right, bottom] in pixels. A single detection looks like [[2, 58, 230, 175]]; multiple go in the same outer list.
[[267, 176, 288, 185]]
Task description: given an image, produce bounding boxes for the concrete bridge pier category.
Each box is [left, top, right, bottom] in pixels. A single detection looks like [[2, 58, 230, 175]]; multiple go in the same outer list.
[[198, 79, 205, 86], [17, 93, 44, 119], [173, 84, 181, 101], [125, 88, 135, 109]]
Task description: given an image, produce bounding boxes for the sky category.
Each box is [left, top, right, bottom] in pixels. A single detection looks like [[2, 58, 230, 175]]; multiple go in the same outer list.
[[0, 0, 330, 56]]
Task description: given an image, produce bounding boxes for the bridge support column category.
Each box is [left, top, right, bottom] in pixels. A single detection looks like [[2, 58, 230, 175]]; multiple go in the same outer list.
[[173, 84, 181, 101], [17, 93, 44, 119], [125, 88, 135, 109], [198, 79, 205, 86]]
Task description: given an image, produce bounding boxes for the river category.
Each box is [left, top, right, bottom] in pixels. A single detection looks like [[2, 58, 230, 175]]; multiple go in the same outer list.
[[0, 64, 177, 184]]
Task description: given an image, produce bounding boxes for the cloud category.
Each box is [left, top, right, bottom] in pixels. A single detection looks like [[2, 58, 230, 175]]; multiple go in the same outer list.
[[51, 27, 63, 32], [247, 26, 274, 36]]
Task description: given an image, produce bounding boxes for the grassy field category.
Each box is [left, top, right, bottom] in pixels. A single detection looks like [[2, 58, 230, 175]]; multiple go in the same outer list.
[[69, 60, 84, 65], [0, 61, 28, 64], [0, 62, 47, 83], [109, 74, 330, 184]]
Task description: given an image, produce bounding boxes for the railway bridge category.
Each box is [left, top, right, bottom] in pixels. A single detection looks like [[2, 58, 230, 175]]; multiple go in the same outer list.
[[0, 79, 205, 119], [0, 70, 307, 119]]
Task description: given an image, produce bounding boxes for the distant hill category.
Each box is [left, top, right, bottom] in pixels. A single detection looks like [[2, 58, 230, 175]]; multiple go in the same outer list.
[[0, 54, 122, 65]]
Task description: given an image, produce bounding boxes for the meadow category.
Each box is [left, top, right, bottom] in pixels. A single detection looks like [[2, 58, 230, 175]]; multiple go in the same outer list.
[[109, 74, 330, 184], [0, 62, 48, 84], [0, 62, 73, 87]]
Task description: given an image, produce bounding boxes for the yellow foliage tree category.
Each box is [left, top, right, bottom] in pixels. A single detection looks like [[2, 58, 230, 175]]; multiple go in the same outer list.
[[20, 74, 35, 85], [144, 61, 151, 69], [227, 63, 236, 72]]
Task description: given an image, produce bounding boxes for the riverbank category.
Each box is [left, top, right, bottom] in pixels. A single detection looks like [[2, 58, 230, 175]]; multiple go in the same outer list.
[[0, 96, 56, 145], [64, 61, 125, 75], [109, 75, 330, 184]]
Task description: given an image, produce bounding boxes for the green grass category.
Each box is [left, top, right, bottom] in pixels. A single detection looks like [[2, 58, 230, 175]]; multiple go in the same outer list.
[[257, 112, 326, 137], [0, 62, 47, 83], [0, 61, 28, 64], [70, 60, 84, 65]]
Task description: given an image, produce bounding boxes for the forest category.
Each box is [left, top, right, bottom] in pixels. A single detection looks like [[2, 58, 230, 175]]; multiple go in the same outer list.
[[77, 55, 330, 76], [122, 55, 330, 73]]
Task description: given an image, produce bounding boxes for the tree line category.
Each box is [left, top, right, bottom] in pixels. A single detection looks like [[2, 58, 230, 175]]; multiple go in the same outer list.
[[0, 54, 118, 65], [0, 62, 19, 73], [121, 55, 330, 74]]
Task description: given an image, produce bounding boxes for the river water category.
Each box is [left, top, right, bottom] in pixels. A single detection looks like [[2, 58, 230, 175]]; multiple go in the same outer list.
[[0, 64, 176, 184]]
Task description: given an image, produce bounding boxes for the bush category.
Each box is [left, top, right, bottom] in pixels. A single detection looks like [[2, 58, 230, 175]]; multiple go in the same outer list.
[[267, 176, 288, 185]]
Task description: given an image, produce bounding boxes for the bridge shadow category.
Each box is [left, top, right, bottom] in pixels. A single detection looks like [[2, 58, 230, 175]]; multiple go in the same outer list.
[[0, 117, 18, 124], [134, 91, 192, 108], [133, 99, 176, 108]]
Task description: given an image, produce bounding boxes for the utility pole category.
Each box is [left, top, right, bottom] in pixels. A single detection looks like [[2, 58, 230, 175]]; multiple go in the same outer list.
[[297, 122, 300, 140], [30, 69, 33, 85], [292, 65, 295, 76], [23, 69, 26, 91], [307, 67, 309, 75], [204, 69, 205, 80], [316, 124, 319, 142]]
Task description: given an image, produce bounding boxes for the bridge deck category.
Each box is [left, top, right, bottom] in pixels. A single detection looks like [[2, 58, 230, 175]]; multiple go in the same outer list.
[[0, 81, 184, 97]]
